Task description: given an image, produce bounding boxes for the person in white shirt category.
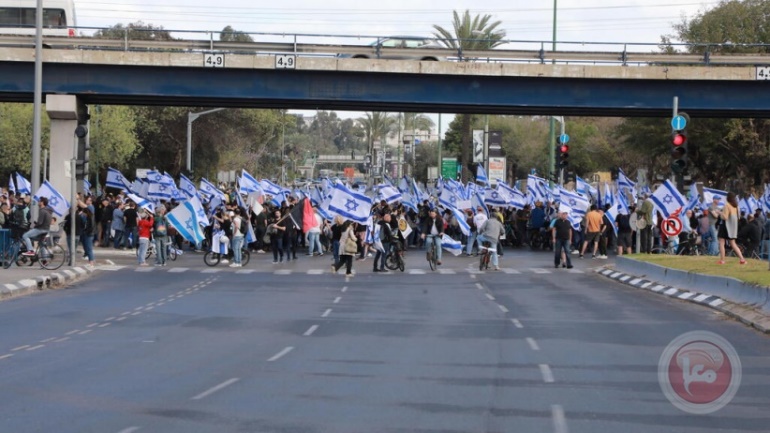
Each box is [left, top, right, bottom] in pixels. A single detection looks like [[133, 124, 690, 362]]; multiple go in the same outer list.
[[466, 207, 488, 256]]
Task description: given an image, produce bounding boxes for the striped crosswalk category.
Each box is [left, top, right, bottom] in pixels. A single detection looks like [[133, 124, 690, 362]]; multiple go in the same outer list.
[[98, 265, 585, 276]]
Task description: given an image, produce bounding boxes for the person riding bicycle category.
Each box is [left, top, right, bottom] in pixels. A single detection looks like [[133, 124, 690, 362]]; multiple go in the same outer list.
[[21, 197, 52, 257], [420, 208, 444, 266], [478, 212, 505, 271]]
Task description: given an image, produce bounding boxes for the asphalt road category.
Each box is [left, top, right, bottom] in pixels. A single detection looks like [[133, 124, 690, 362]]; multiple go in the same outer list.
[[0, 249, 768, 433]]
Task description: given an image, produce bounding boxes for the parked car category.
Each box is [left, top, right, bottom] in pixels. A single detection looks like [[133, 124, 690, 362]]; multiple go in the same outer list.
[[338, 36, 445, 61]]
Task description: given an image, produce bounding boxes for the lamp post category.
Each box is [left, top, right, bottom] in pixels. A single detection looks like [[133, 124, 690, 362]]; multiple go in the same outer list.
[[548, 0, 558, 187], [30, 0, 43, 222], [186, 108, 225, 173]]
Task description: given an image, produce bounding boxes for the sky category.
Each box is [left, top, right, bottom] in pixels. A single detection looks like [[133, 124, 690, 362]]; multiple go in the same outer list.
[[75, 0, 718, 132]]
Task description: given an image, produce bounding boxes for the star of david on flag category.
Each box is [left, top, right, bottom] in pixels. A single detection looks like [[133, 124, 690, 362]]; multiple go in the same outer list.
[[650, 179, 686, 219], [328, 183, 371, 223]]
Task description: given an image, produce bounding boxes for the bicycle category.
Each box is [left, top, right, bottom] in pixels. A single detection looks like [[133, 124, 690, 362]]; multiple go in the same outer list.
[[478, 240, 492, 271], [146, 240, 179, 262], [425, 235, 440, 271], [385, 241, 405, 272], [204, 247, 251, 267], [3, 233, 66, 270]]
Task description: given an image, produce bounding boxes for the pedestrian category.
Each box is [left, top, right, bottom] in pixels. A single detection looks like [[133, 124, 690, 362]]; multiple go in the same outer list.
[[373, 212, 394, 272], [111, 201, 125, 249], [478, 211, 505, 271], [153, 206, 169, 267], [268, 210, 285, 263], [615, 210, 633, 256], [331, 215, 344, 264], [718, 192, 746, 265], [332, 220, 356, 276], [707, 195, 722, 256], [123, 201, 138, 249], [637, 194, 654, 253], [230, 208, 245, 268], [552, 210, 574, 269], [580, 205, 603, 259], [136, 210, 154, 266], [79, 206, 96, 268], [420, 208, 445, 266]]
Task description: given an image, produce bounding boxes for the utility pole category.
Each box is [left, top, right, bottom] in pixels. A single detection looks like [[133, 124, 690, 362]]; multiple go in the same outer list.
[[548, 0, 558, 187], [186, 108, 225, 173]]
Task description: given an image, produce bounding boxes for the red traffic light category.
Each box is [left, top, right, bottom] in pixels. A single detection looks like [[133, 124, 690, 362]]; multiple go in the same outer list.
[[559, 145, 569, 153], [672, 132, 687, 147]]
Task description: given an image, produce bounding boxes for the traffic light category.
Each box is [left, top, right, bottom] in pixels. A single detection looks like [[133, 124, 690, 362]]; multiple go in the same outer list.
[[558, 142, 569, 168], [75, 124, 89, 179], [671, 114, 689, 174], [364, 154, 372, 167]]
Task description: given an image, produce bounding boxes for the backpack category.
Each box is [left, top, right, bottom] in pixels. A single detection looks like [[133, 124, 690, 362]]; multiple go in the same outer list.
[[238, 217, 247, 235], [12, 205, 28, 227]]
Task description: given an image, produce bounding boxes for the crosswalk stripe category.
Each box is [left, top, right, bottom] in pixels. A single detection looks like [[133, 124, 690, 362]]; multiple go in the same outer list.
[[408, 269, 426, 275], [236, 269, 256, 274], [530, 268, 551, 274], [274, 269, 292, 275], [307, 269, 324, 275], [168, 268, 188, 273], [502, 268, 521, 274], [438, 269, 456, 274], [135, 267, 154, 272], [201, 269, 221, 273], [567, 269, 584, 274]]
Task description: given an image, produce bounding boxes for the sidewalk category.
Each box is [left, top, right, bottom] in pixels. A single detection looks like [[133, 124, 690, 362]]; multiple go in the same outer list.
[[0, 247, 144, 300]]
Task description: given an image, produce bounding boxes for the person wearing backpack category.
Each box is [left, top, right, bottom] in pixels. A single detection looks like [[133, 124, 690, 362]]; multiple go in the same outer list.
[[230, 208, 246, 268], [153, 206, 169, 267]]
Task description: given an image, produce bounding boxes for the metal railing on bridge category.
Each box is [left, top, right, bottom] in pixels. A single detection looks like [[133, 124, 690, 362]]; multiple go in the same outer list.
[[1, 28, 769, 67]]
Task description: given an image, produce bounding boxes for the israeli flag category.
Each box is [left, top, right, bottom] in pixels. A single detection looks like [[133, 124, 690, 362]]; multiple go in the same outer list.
[[398, 177, 410, 194], [497, 182, 528, 209], [260, 179, 282, 196], [328, 183, 372, 224], [401, 193, 419, 213], [651, 180, 686, 219], [527, 174, 548, 203], [270, 190, 288, 207], [445, 204, 471, 236], [603, 183, 613, 208], [476, 165, 489, 186], [617, 168, 636, 191], [106, 168, 128, 191], [33, 181, 69, 217], [575, 175, 597, 198], [440, 234, 463, 256], [484, 187, 509, 207], [472, 191, 489, 218], [615, 191, 630, 215], [240, 170, 263, 195], [702, 187, 727, 206], [148, 182, 172, 201], [684, 195, 701, 213], [8, 174, 15, 194], [740, 196, 758, 216], [188, 195, 210, 227], [15, 173, 31, 195], [561, 189, 591, 218], [377, 183, 402, 204], [200, 178, 226, 200], [166, 201, 206, 245], [604, 200, 619, 235], [179, 174, 197, 200], [83, 178, 92, 196], [127, 193, 156, 214]]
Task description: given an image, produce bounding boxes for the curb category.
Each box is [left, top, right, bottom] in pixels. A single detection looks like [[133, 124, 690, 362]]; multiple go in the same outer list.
[[597, 267, 770, 334], [0, 266, 95, 301]]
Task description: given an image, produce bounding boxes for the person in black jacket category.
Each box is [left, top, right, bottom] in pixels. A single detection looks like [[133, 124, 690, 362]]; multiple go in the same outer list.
[[420, 208, 445, 265], [374, 212, 394, 272], [738, 214, 762, 258]]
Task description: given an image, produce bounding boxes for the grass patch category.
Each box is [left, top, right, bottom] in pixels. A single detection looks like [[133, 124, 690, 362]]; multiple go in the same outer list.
[[627, 254, 770, 287]]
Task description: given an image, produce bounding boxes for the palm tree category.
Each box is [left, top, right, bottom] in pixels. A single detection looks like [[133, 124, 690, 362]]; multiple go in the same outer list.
[[399, 112, 435, 136], [358, 112, 396, 146], [433, 10, 506, 182]]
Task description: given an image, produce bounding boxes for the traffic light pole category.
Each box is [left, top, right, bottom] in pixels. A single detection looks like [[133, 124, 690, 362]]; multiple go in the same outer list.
[[672, 96, 685, 192]]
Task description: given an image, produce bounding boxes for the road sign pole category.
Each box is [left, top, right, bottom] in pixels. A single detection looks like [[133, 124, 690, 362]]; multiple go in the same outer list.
[[671, 96, 684, 193]]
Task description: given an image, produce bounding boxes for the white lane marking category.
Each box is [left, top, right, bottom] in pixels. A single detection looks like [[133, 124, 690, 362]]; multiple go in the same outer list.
[[664, 288, 679, 296], [134, 307, 144, 311], [539, 364, 555, 383], [552, 405, 568, 433], [333, 297, 341, 304], [470, 274, 476, 279], [53, 337, 70, 343], [156, 302, 165, 306], [475, 283, 483, 290], [116, 317, 128, 322], [694, 294, 710, 302], [502, 268, 521, 274], [652, 284, 667, 292], [408, 269, 426, 275], [511, 319, 524, 329], [78, 330, 93, 335], [117, 427, 141, 433], [191, 378, 240, 401], [641, 282, 653, 289], [341, 286, 348, 293], [303, 325, 319, 336], [498, 304, 509, 313], [98, 323, 111, 328], [274, 269, 292, 275], [485, 293, 496, 301], [629, 278, 642, 285], [201, 269, 221, 274], [26, 345, 45, 351], [321, 309, 332, 318], [678, 292, 696, 300], [168, 268, 188, 273], [236, 269, 256, 274], [131, 312, 142, 316], [40, 338, 56, 343], [105, 317, 116, 321], [438, 268, 456, 274], [710, 299, 725, 307], [267, 346, 294, 362], [600, 269, 613, 275], [144, 306, 155, 311], [0, 354, 13, 360], [87, 323, 100, 328], [146, 302, 156, 307], [610, 272, 622, 278], [567, 269, 584, 274], [531, 268, 551, 274], [526, 337, 541, 351], [307, 269, 324, 275], [619, 275, 632, 282], [65, 330, 80, 335], [11, 345, 30, 352]]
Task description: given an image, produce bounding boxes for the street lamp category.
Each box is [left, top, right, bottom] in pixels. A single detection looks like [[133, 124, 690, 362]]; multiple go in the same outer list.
[[186, 108, 226, 173]]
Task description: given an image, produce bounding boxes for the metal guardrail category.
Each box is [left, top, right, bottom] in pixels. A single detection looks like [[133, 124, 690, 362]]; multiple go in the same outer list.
[[1, 28, 770, 66]]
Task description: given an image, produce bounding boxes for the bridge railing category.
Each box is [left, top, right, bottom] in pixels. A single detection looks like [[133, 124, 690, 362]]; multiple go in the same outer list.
[[1, 27, 769, 66]]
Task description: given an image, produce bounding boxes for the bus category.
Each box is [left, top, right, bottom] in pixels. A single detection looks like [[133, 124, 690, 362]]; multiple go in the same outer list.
[[0, 0, 76, 37]]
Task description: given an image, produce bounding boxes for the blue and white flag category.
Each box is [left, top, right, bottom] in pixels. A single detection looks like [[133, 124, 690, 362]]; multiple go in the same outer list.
[[441, 234, 463, 256], [527, 174, 548, 203], [127, 193, 155, 214], [575, 175, 596, 198], [497, 182, 528, 209], [617, 168, 636, 191], [200, 178, 226, 200], [615, 191, 630, 215], [8, 174, 15, 194], [148, 182, 173, 201], [105, 167, 128, 191], [702, 187, 727, 206], [83, 178, 92, 196], [328, 183, 372, 224], [471, 191, 489, 218], [443, 204, 471, 236], [398, 177, 410, 194], [484, 187, 509, 207], [179, 174, 197, 200], [240, 170, 263, 195], [651, 180, 686, 219], [603, 183, 613, 208], [145, 170, 165, 185], [739, 195, 758, 216], [560, 189, 591, 219], [15, 173, 31, 195], [260, 179, 282, 196], [377, 183, 402, 204], [605, 200, 619, 235], [33, 181, 69, 217], [684, 195, 701, 213], [188, 195, 209, 227], [166, 201, 206, 245], [476, 165, 489, 186]]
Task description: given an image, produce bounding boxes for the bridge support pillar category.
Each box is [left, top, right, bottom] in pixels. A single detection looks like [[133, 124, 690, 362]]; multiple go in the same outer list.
[[46, 95, 87, 202]]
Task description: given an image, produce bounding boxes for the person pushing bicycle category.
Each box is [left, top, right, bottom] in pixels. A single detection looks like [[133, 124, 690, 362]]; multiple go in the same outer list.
[[420, 208, 444, 266]]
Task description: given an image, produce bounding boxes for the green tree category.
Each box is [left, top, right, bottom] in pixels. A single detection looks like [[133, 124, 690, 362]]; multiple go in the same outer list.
[[220, 26, 254, 43], [93, 22, 174, 41], [0, 103, 49, 179], [433, 10, 505, 182], [358, 112, 396, 148], [89, 105, 142, 180]]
